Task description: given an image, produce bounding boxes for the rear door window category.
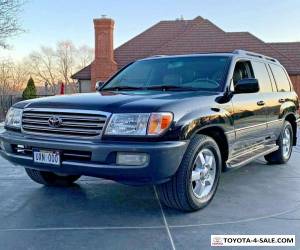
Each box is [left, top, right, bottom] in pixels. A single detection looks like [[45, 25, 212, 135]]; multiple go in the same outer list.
[[269, 64, 291, 92], [251, 61, 273, 92]]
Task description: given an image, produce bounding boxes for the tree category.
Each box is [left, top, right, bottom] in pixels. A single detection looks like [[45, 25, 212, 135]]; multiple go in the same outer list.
[[27, 47, 58, 94], [56, 40, 76, 85], [11, 60, 28, 92], [76, 45, 94, 69], [22, 77, 36, 99], [0, 58, 27, 95], [25, 41, 94, 94], [0, 0, 24, 48], [0, 59, 12, 95]]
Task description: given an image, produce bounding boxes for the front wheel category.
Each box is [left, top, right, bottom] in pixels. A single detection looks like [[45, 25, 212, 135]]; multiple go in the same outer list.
[[156, 134, 222, 212], [25, 168, 81, 186], [264, 121, 293, 164]]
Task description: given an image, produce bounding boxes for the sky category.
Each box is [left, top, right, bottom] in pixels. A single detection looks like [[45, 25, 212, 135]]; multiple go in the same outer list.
[[1, 0, 300, 60]]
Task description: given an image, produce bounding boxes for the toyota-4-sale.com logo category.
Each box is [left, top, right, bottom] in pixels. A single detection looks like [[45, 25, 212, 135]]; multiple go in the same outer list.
[[211, 235, 295, 247]]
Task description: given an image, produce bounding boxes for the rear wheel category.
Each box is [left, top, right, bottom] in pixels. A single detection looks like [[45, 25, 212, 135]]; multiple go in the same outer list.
[[156, 134, 221, 212], [25, 168, 81, 186], [264, 121, 293, 164]]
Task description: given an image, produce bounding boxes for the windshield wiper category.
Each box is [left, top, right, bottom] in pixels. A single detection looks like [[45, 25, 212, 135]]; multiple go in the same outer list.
[[145, 85, 196, 91], [101, 86, 145, 91], [102, 85, 197, 92]]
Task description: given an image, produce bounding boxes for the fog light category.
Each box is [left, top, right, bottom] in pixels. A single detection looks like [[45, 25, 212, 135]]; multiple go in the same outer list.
[[116, 152, 149, 166]]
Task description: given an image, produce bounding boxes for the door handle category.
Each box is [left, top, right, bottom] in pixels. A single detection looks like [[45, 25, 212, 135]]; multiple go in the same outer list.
[[257, 100, 265, 106], [278, 98, 285, 103]]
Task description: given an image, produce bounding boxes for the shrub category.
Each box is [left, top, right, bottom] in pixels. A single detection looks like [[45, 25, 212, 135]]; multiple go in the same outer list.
[[22, 77, 37, 100]]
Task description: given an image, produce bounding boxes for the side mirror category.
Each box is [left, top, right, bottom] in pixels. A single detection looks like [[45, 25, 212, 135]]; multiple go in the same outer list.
[[95, 81, 104, 91], [234, 78, 259, 94]]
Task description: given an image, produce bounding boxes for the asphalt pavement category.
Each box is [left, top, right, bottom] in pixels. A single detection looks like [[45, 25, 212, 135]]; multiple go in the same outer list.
[[0, 128, 299, 249]]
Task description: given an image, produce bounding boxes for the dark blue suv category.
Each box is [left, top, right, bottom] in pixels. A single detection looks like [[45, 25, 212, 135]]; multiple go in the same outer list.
[[1, 50, 299, 211]]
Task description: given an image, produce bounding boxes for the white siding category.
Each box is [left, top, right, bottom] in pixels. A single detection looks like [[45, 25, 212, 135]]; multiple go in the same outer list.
[[80, 80, 92, 93]]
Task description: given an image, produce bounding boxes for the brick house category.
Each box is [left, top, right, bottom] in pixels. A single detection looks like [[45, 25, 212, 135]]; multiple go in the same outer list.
[[72, 16, 300, 96]]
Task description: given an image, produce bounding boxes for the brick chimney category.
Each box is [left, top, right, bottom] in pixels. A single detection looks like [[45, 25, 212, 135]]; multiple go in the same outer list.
[[91, 17, 118, 90]]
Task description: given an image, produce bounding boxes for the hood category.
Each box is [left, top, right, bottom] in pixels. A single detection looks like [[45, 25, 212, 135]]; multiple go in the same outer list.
[[14, 91, 220, 113]]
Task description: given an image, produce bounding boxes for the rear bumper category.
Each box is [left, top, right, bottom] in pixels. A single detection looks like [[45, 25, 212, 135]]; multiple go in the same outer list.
[[0, 131, 188, 185]]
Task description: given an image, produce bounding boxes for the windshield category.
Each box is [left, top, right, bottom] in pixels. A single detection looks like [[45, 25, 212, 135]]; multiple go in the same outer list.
[[102, 56, 230, 92]]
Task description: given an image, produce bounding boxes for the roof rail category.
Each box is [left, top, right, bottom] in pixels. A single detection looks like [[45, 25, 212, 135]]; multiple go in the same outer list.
[[233, 49, 278, 63], [147, 55, 166, 58]]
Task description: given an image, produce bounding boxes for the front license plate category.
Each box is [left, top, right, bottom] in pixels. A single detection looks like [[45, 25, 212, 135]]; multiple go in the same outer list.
[[33, 149, 61, 166]]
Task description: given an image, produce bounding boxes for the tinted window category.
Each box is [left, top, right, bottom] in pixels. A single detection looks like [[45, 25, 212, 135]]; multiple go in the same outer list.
[[252, 61, 273, 92], [269, 64, 291, 92], [103, 56, 230, 92]]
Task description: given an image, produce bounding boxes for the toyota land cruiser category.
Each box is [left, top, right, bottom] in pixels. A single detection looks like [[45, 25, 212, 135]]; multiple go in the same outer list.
[[0, 50, 299, 211]]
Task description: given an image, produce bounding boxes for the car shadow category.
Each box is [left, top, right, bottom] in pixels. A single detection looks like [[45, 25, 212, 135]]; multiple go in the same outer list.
[[0, 179, 163, 229], [1, 157, 299, 230]]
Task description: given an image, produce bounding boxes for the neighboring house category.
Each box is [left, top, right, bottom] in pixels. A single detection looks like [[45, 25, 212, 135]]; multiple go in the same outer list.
[[71, 16, 300, 96]]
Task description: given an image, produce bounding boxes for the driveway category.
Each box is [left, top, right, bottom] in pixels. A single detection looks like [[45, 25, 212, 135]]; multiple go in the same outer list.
[[0, 134, 299, 249]]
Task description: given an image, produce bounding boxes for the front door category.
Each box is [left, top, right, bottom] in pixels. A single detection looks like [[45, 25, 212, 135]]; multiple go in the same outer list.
[[230, 60, 268, 154]]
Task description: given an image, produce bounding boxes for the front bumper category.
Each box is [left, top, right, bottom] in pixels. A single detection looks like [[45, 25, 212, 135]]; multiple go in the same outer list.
[[0, 131, 188, 185]]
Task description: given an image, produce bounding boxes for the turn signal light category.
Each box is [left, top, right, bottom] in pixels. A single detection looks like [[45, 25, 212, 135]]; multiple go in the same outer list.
[[147, 113, 173, 135]]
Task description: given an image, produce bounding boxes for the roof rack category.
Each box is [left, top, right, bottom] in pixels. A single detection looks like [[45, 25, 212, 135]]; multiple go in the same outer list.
[[147, 55, 166, 58], [233, 49, 278, 63]]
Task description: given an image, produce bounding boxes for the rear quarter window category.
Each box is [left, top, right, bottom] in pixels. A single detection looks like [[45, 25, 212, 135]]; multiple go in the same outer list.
[[269, 64, 291, 92]]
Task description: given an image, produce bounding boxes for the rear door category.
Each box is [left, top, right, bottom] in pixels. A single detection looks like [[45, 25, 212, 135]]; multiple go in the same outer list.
[[267, 63, 294, 138], [251, 60, 277, 141]]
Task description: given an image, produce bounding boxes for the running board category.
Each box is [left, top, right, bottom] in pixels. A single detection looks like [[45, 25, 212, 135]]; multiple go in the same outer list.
[[226, 144, 279, 169]]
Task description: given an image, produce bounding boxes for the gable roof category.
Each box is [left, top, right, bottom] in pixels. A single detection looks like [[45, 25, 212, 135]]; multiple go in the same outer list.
[[114, 17, 203, 67], [71, 64, 91, 80], [72, 17, 300, 80], [268, 42, 300, 68], [114, 17, 228, 68]]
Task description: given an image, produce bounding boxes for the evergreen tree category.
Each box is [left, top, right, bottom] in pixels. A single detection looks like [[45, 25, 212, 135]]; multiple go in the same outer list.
[[22, 77, 37, 99]]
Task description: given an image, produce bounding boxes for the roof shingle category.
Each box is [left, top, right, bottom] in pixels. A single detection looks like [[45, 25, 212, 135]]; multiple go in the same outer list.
[[269, 42, 300, 70], [71, 64, 91, 80], [72, 17, 300, 80]]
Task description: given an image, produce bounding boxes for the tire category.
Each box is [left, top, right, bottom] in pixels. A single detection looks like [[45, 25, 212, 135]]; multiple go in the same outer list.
[[25, 168, 81, 186], [156, 134, 222, 212], [264, 121, 293, 164]]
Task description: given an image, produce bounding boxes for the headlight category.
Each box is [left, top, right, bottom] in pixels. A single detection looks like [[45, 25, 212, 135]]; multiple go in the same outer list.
[[105, 112, 173, 136], [5, 108, 22, 128]]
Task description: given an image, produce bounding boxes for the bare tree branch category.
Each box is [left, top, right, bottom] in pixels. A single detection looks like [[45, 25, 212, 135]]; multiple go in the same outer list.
[[0, 0, 25, 48], [56, 40, 75, 85], [76, 45, 94, 69], [27, 48, 59, 94], [0, 58, 27, 95], [9, 41, 94, 95]]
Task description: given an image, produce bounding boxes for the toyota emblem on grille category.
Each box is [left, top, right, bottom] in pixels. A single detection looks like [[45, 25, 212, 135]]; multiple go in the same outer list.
[[48, 116, 62, 128]]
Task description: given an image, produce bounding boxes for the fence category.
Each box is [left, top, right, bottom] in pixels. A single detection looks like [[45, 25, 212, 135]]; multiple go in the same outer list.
[[0, 95, 54, 122]]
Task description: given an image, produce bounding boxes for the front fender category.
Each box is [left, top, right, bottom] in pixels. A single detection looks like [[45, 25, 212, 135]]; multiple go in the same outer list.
[[176, 107, 234, 140]]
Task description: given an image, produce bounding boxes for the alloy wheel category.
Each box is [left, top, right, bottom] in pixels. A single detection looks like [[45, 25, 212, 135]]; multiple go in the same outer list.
[[191, 148, 216, 199]]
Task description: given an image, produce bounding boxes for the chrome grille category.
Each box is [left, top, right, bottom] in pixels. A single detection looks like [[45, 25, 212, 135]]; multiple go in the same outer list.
[[21, 109, 109, 138]]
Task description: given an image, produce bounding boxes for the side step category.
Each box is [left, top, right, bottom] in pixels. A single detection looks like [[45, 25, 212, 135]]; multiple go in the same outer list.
[[226, 144, 279, 169]]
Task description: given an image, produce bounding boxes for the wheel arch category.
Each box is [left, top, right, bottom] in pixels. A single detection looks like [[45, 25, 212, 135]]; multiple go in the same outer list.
[[195, 126, 229, 171]]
